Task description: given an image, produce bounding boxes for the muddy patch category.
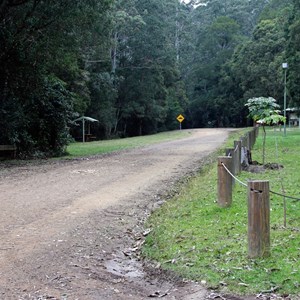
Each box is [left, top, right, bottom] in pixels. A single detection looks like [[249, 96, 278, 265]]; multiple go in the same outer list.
[[245, 161, 284, 173]]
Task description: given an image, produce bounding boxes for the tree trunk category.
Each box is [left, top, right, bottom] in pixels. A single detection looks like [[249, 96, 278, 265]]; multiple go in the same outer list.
[[175, 4, 180, 62], [111, 32, 118, 73], [113, 108, 121, 135]]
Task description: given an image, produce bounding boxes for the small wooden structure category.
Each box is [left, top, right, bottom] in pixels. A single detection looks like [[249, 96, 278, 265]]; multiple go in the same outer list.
[[286, 107, 300, 127], [73, 116, 99, 142], [0, 145, 17, 158]]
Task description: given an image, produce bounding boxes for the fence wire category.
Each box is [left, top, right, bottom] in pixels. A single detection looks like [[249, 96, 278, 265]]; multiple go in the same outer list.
[[221, 162, 300, 201], [221, 162, 247, 187]]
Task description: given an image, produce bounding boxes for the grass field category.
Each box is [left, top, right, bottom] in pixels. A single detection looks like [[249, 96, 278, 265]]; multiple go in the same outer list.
[[66, 130, 190, 157], [142, 127, 300, 296]]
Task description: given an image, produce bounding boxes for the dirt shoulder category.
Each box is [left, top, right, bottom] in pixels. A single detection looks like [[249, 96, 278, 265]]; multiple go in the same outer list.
[[0, 129, 232, 300]]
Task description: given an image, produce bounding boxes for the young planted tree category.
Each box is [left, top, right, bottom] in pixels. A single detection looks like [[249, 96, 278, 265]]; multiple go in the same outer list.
[[245, 96, 285, 164]]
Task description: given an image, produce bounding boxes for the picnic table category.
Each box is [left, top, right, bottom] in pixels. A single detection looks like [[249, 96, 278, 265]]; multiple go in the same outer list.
[[0, 145, 17, 158]]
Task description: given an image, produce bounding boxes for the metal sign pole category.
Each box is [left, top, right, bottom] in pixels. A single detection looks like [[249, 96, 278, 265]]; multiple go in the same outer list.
[[282, 62, 288, 136], [176, 114, 185, 130]]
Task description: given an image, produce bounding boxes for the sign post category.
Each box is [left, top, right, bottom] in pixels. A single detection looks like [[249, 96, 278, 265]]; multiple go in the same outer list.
[[282, 62, 288, 136], [176, 114, 185, 130]]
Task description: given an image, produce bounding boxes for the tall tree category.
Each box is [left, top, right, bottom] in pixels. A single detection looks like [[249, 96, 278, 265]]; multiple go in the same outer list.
[[115, 0, 188, 136], [187, 16, 242, 127], [181, 0, 270, 128], [183, 0, 292, 128], [286, 0, 300, 108], [225, 0, 292, 113]]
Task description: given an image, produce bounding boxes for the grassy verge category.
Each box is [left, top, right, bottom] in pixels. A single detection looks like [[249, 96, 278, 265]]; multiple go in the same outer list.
[[142, 128, 300, 296], [66, 130, 190, 157]]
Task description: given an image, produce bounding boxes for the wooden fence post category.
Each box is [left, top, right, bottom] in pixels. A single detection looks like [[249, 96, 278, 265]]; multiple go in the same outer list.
[[250, 129, 256, 149], [248, 132, 252, 150], [217, 156, 232, 207], [255, 126, 259, 138], [244, 134, 249, 149], [249, 130, 253, 149], [225, 148, 236, 186], [241, 146, 250, 169], [247, 180, 270, 258], [234, 140, 241, 175]]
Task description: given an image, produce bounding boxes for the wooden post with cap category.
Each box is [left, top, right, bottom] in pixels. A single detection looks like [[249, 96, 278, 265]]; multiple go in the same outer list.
[[234, 140, 242, 175], [247, 180, 270, 258], [217, 156, 232, 207]]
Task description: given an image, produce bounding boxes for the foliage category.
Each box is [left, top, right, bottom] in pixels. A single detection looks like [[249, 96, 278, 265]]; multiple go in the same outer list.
[[245, 97, 285, 164], [286, 0, 300, 108], [143, 128, 300, 296], [227, 2, 291, 103], [245, 97, 284, 124], [183, 0, 296, 129], [113, 0, 189, 136], [0, 0, 113, 156], [183, 0, 269, 128]]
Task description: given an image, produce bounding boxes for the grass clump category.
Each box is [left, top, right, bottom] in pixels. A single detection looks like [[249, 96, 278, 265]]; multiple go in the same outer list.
[[142, 128, 300, 297]]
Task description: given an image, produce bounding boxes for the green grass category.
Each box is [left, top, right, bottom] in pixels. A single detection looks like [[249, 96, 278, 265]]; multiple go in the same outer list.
[[65, 130, 190, 157], [142, 127, 300, 297]]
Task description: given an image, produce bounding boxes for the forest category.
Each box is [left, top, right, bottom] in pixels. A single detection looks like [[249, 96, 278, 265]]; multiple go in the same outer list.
[[0, 0, 299, 156]]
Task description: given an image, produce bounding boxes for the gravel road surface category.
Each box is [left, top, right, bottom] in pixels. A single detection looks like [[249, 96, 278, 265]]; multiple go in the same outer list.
[[0, 129, 231, 299]]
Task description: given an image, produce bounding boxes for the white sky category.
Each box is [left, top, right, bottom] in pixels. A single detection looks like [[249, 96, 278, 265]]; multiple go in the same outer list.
[[181, 0, 207, 7]]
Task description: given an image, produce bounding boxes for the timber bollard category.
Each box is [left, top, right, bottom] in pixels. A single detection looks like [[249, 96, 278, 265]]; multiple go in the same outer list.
[[247, 180, 270, 258], [247, 132, 251, 150], [255, 126, 259, 138], [250, 129, 256, 149], [225, 148, 236, 186], [217, 156, 232, 207], [234, 140, 241, 175]]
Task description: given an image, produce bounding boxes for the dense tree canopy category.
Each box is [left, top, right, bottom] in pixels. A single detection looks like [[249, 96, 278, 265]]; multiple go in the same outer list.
[[286, 0, 300, 107], [0, 0, 113, 156], [0, 0, 298, 157]]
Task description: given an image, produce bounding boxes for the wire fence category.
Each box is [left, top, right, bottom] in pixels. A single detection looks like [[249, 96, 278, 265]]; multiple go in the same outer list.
[[221, 162, 300, 201], [218, 127, 299, 257], [219, 126, 300, 202]]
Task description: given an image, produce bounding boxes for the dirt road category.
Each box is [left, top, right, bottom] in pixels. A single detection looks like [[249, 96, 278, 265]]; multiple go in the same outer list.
[[0, 129, 230, 300]]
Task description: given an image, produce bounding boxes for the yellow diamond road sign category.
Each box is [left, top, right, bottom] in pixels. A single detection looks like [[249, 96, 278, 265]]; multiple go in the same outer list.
[[177, 114, 185, 123]]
